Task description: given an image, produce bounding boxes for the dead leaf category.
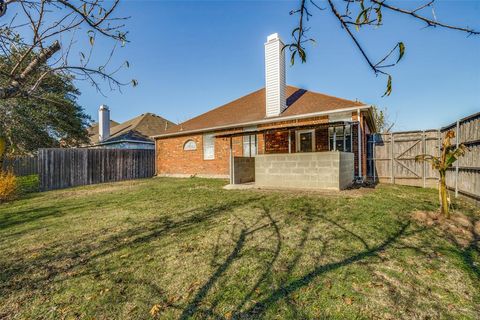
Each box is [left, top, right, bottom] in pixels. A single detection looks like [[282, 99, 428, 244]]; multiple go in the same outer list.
[[343, 296, 353, 305], [150, 304, 161, 317]]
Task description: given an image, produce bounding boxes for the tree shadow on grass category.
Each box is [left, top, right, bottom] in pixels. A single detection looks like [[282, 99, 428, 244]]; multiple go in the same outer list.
[[179, 204, 281, 320], [175, 200, 418, 320], [0, 196, 264, 301]]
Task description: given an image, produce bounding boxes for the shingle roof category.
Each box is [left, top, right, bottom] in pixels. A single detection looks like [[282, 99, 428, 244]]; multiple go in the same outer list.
[[87, 120, 119, 142], [88, 113, 175, 144], [159, 86, 365, 137]]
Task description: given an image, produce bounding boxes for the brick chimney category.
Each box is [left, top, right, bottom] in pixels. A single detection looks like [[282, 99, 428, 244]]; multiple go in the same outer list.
[[265, 33, 286, 117], [98, 104, 110, 142]]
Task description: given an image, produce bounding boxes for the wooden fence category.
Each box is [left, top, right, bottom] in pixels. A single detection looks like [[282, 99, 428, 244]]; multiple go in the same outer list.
[[1, 156, 38, 176], [38, 148, 155, 191], [442, 112, 480, 201], [367, 112, 480, 202]]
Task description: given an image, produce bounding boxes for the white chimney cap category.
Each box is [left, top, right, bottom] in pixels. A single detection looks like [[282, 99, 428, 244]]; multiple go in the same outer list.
[[99, 104, 109, 111], [267, 33, 279, 42]]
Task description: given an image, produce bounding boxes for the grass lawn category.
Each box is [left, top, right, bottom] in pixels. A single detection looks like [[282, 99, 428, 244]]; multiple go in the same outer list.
[[0, 177, 479, 319]]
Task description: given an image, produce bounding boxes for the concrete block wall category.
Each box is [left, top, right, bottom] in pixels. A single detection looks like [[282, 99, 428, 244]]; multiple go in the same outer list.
[[339, 152, 354, 189], [255, 152, 354, 190], [233, 157, 255, 184]]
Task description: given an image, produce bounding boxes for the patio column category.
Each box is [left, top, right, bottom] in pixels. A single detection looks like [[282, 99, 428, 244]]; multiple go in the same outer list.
[[288, 129, 291, 153]]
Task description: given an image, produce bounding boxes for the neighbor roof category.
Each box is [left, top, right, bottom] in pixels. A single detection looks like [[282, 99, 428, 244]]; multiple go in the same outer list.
[[88, 113, 176, 145], [156, 86, 366, 137]]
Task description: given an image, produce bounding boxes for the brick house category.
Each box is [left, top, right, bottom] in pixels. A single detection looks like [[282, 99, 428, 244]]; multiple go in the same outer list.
[[153, 33, 375, 190]]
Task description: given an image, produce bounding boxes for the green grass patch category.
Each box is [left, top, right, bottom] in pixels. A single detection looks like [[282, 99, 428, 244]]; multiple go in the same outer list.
[[16, 174, 39, 195], [0, 178, 478, 319]]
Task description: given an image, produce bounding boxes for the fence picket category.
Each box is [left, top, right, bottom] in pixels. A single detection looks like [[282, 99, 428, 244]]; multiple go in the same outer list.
[[38, 148, 155, 191]]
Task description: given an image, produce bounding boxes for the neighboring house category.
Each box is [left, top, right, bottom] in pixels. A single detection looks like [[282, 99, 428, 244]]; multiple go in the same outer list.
[[153, 33, 376, 190], [87, 106, 175, 149]]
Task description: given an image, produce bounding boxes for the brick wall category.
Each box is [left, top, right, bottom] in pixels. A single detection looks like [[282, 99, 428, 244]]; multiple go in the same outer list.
[[315, 127, 329, 151], [155, 113, 371, 178], [265, 131, 289, 153], [156, 133, 242, 177]]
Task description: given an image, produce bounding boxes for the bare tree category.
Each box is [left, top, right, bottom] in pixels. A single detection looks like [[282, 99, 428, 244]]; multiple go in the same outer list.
[[286, 0, 479, 96], [0, 0, 135, 102]]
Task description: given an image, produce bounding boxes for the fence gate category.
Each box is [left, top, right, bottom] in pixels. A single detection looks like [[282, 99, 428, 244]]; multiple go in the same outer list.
[[368, 130, 440, 188], [367, 111, 480, 203]]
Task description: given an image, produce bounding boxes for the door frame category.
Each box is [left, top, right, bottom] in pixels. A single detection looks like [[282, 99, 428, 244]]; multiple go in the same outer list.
[[295, 129, 316, 152]]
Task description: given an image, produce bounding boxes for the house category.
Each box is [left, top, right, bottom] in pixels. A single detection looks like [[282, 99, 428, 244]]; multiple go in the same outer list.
[[153, 33, 376, 190], [87, 105, 175, 149]]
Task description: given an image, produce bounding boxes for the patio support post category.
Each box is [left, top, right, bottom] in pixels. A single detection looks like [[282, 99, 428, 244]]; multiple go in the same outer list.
[[249, 134, 252, 157], [333, 129, 336, 151], [288, 129, 291, 153], [357, 109, 362, 178]]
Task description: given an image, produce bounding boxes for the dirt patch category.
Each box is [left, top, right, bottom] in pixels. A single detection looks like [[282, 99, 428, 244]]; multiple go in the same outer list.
[[412, 210, 480, 247]]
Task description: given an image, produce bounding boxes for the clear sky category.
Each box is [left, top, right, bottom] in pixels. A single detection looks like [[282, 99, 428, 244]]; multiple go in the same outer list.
[[75, 0, 480, 131]]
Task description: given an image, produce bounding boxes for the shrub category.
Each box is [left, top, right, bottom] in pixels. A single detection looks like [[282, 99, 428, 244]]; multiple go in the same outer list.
[[0, 170, 18, 202]]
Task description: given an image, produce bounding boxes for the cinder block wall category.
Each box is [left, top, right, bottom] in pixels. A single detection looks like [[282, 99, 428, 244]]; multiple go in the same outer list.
[[339, 152, 354, 189], [233, 157, 255, 184], [255, 152, 354, 190]]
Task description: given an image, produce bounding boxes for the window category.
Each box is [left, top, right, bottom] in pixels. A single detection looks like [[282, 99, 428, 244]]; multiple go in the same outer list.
[[329, 125, 352, 152], [243, 134, 257, 157], [296, 129, 315, 152], [203, 133, 215, 160], [183, 140, 197, 151]]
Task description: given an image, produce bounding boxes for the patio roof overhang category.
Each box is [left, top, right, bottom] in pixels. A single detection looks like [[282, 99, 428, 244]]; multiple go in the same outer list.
[[215, 121, 356, 138]]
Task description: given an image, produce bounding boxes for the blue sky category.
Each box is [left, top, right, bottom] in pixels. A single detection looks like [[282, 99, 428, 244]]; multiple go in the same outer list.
[[75, 0, 479, 131]]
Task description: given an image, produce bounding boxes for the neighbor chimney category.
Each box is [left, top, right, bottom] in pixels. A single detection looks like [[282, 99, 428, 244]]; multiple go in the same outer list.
[[98, 104, 110, 142], [265, 33, 286, 117]]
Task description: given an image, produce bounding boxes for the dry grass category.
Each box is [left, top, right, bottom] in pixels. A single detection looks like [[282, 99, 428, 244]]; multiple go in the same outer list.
[[0, 178, 479, 319]]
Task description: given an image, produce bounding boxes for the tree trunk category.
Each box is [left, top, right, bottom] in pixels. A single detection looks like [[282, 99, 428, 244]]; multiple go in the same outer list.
[[439, 171, 449, 218]]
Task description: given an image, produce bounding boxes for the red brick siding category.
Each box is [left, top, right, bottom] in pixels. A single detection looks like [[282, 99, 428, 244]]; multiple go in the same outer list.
[[156, 133, 242, 176], [155, 114, 372, 177], [315, 127, 329, 151], [265, 131, 289, 153]]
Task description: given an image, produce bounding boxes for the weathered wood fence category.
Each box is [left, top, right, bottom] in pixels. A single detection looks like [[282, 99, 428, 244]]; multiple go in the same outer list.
[[38, 148, 155, 191], [1, 156, 38, 176], [367, 112, 480, 202]]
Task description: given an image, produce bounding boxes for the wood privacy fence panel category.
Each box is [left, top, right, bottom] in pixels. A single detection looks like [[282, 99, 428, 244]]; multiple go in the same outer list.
[[38, 148, 155, 191], [1, 156, 38, 176], [368, 130, 440, 188], [442, 112, 480, 200], [368, 111, 480, 202]]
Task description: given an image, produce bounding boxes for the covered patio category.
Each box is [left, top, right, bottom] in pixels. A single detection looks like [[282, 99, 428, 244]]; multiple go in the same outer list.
[[218, 121, 361, 191]]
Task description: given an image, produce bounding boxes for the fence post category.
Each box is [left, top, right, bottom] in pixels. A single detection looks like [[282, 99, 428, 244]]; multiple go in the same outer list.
[[437, 129, 441, 184], [455, 120, 460, 198], [391, 132, 394, 184], [422, 131, 426, 188], [373, 134, 376, 183]]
